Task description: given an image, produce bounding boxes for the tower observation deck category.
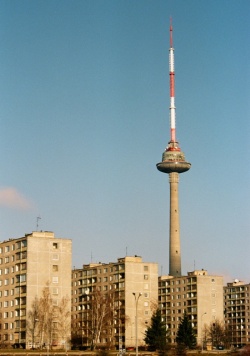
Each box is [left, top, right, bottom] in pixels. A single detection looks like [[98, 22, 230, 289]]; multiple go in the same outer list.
[[156, 23, 191, 277]]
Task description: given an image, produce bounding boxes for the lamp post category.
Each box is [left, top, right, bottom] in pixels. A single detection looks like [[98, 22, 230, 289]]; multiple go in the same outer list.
[[133, 292, 142, 356], [85, 288, 90, 348], [201, 312, 207, 352], [32, 318, 39, 349]]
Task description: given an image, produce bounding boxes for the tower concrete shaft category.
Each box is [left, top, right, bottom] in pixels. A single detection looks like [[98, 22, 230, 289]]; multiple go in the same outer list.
[[169, 172, 181, 276], [157, 144, 190, 278]]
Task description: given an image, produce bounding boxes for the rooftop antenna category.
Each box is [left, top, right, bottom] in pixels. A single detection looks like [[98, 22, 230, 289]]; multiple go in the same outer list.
[[36, 216, 41, 231]]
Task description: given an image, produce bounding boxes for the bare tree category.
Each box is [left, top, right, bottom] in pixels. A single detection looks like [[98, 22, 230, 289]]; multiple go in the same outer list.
[[28, 286, 71, 350], [71, 315, 83, 348], [56, 296, 71, 349], [90, 289, 115, 350], [206, 319, 225, 348], [26, 296, 40, 348], [38, 286, 55, 349]]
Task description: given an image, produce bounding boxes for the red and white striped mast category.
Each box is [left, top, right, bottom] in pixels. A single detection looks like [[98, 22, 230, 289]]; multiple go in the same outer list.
[[169, 20, 176, 144]]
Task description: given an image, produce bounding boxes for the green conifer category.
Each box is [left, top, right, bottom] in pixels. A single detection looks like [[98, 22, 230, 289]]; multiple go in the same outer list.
[[144, 309, 168, 351], [176, 311, 196, 349]]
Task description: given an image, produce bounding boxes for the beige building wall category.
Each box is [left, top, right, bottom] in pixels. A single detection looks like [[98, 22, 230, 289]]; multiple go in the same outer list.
[[26, 231, 72, 315], [71, 255, 158, 350], [159, 270, 224, 345], [194, 270, 224, 345], [0, 231, 72, 348], [224, 280, 250, 346], [123, 256, 158, 348]]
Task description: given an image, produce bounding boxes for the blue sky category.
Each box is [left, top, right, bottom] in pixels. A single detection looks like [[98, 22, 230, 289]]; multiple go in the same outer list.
[[1, 0, 249, 282]]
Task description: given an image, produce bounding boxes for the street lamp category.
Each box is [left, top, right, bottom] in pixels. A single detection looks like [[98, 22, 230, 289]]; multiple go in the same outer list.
[[85, 288, 90, 348], [32, 319, 39, 349], [133, 292, 142, 356], [201, 312, 207, 352]]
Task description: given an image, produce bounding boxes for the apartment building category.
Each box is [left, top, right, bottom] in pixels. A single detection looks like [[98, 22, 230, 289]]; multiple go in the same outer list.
[[0, 231, 72, 348], [159, 270, 224, 346], [71, 255, 158, 350], [224, 280, 250, 347]]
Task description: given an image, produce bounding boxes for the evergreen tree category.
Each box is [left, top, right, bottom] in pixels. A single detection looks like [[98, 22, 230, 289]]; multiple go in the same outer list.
[[176, 312, 196, 349], [144, 309, 167, 351]]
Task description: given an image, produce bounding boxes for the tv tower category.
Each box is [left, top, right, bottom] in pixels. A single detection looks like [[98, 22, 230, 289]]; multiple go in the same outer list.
[[156, 22, 191, 277]]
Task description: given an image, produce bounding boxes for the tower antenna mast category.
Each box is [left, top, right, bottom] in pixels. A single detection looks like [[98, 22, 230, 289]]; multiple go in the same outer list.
[[169, 20, 176, 142]]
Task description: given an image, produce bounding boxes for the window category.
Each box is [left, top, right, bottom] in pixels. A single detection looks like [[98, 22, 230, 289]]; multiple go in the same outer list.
[[16, 251, 27, 260], [16, 274, 26, 283], [5, 257, 9, 263], [52, 288, 58, 295], [52, 277, 58, 284], [144, 275, 148, 280], [52, 254, 59, 260], [16, 240, 27, 249], [5, 246, 10, 253], [53, 265, 58, 272], [144, 265, 148, 271], [20, 309, 26, 316], [52, 243, 58, 249]]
